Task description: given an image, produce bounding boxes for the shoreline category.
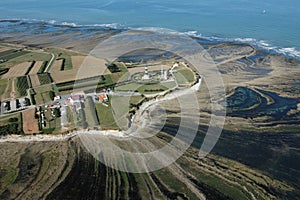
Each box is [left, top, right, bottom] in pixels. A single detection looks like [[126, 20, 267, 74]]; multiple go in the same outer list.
[[0, 18, 299, 60]]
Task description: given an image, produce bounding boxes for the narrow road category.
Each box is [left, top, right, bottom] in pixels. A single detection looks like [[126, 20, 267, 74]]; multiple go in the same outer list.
[[44, 53, 56, 72]]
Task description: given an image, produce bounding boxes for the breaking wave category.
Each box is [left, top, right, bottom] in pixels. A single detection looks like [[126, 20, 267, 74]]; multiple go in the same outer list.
[[0, 18, 299, 59]]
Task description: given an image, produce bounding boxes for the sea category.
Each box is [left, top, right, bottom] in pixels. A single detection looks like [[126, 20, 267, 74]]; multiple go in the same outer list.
[[0, 0, 300, 58]]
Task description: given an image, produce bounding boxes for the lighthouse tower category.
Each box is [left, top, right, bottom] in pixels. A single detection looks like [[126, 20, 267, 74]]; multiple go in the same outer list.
[[142, 66, 150, 80]]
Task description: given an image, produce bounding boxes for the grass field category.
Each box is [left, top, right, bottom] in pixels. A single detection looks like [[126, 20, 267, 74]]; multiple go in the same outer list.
[[2, 78, 13, 100], [129, 95, 145, 106], [0, 51, 51, 69], [95, 103, 119, 130], [0, 79, 8, 97], [84, 96, 100, 128], [0, 113, 22, 129], [31, 84, 55, 105], [173, 68, 195, 85], [38, 73, 52, 85], [37, 61, 49, 73], [15, 76, 29, 97], [66, 107, 75, 126], [57, 74, 117, 92], [115, 82, 174, 94], [43, 108, 61, 133], [0, 50, 29, 63]]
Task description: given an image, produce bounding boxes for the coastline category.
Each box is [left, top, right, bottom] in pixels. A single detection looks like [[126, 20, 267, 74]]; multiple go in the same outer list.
[[0, 18, 300, 60]]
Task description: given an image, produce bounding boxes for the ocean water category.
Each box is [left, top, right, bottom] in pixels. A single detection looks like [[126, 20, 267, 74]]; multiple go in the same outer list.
[[0, 0, 299, 58]]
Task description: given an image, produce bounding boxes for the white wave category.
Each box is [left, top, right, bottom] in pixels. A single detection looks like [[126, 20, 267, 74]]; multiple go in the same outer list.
[[182, 31, 198, 37], [61, 21, 78, 27], [84, 23, 119, 29], [48, 19, 56, 24], [1, 18, 299, 59]]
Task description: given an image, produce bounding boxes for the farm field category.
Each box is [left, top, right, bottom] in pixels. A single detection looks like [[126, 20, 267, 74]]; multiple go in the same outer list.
[[29, 74, 40, 87], [0, 79, 8, 97], [0, 112, 23, 135], [31, 84, 55, 105], [95, 103, 119, 130], [38, 73, 52, 85], [115, 82, 175, 94], [0, 78, 13, 100], [173, 68, 196, 85], [28, 61, 43, 75], [15, 76, 29, 97], [0, 47, 11, 52], [83, 96, 99, 128], [49, 56, 110, 84], [2, 62, 32, 79], [0, 49, 29, 64], [22, 109, 39, 134]]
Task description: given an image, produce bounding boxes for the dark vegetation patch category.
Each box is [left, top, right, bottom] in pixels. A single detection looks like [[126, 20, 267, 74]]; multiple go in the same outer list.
[[0, 68, 9, 75], [15, 76, 29, 97], [38, 73, 53, 85], [37, 61, 48, 73], [25, 61, 35, 75]]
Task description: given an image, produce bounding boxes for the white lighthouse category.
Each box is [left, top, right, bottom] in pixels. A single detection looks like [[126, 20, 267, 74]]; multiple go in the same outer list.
[[142, 66, 150, 80]]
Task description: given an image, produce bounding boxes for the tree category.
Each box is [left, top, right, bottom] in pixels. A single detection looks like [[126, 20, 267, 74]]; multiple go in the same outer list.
[[24, 98, 31, 106], [53, 108, 61, 118], [49, 91, 55, 101], [8, 118, 18, 122]]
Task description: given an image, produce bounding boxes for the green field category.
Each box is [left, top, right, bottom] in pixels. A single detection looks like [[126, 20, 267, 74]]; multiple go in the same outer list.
[[37, 61, 49, 73], [60, 57, 73, 71], [84, 96, 100, 128], [0, 79, 8, 97], [129, 95, 145, 106], [38, 73, 53, 85], [173, 68, 195, 85], [57, 74, 117, 92], [66, 107, 75, 126], [95, 103, 119, 130], [31, 85, 55, 105], [0, 51, 51, 68], [115, 81, 176, 94], [0, 50, 29, 63], [0, 113, 23, 135], [42, 108, 61, 133], [15, 76, 29, 97]]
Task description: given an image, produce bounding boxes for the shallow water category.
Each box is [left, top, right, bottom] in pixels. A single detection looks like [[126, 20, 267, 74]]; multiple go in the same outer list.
[[0, 0, 300, 58]]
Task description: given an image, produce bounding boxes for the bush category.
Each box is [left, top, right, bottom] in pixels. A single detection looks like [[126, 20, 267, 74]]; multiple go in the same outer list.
[[49, 91, 55, 101], [24, 97, 31, 106], [8, 118, 18, 122], [53, 108, 61, 118], [0, 68, 9, 75], [0, 124, 21, 136]]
